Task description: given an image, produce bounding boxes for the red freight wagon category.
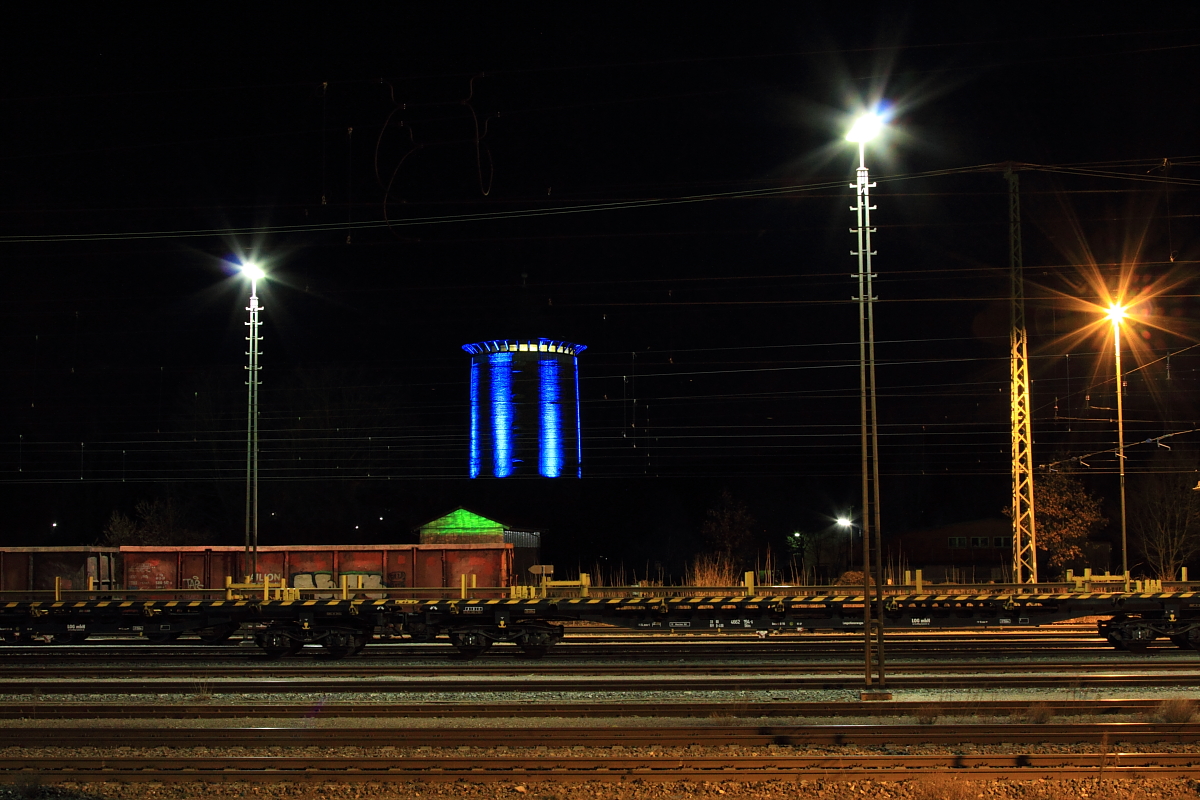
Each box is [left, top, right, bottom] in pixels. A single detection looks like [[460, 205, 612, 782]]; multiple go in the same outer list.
[[0, 547, 119, 596], [119, 543, 514, 592]]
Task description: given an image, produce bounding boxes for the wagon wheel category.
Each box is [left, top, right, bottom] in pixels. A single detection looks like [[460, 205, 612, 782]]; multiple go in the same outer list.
[[454, 645, 488, 661], [448, 630, 492, 661], [198, 624, 240, 645], [51, 631, 89, 644], [260, 639, 304, 658]]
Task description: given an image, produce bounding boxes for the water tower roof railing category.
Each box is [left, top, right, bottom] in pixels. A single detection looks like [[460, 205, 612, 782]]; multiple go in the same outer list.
[[462, 339, 587, 356]]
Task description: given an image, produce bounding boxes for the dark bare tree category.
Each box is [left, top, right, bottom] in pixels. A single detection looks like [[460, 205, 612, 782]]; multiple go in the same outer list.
[[100, 498, 205, 546], [700, 489, 756, 568], [1132, 471, 1200, 580]]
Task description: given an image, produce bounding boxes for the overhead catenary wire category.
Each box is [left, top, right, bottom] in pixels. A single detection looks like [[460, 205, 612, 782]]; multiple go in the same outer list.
[[3, 160, 1199, 244]]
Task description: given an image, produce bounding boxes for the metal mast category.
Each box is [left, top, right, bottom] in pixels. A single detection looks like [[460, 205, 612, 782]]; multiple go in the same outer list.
[[1006, 166, 1037, 584], [245, 275, 263, 580], [852, 139, 886, 687], [1112, 314, 1129, 591]]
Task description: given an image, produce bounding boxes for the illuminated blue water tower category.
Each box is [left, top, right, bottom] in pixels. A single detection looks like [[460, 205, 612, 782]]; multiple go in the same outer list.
[[462, 339, 586, 479]]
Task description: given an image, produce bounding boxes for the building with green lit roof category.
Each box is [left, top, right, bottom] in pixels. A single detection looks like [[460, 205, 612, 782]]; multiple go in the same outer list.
[[417, 508, 543, 580], [417, 508, 508, 544]]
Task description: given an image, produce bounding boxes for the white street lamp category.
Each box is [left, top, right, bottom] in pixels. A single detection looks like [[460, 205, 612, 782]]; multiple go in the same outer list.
[[241, 261, 265, 580], [1106, 303, 1129, 592]]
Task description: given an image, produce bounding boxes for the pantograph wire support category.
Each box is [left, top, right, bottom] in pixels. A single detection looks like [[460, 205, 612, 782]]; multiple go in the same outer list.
[[1006, 166, 1037, 585]]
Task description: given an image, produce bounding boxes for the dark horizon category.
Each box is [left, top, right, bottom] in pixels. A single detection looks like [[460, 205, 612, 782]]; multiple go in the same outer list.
[[1, 6, 1198, 578]]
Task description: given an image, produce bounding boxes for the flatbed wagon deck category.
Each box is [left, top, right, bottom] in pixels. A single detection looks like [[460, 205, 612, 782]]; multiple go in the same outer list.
[[3, 590, 1197, 657]]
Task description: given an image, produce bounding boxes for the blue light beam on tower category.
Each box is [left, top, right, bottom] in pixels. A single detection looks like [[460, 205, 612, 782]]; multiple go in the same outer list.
[[468, 359, 481, 479], [488, 351, 513, 478], [539, 358, 562, 477]]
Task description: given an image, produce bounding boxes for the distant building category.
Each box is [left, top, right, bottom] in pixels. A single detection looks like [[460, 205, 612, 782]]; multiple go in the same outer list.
[[416, 507, 543, 581], [889, 518, 1112, 583], [418, 507, 507, 544], [889, 518, 1014, 583]]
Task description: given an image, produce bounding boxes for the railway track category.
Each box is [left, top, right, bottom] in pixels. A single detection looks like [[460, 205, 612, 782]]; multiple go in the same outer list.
[[3, 722, 1199, 747], [0, 656, 1193, 679], [4, 724, 1200, 782], [0, 698, 1174, 719], [6, 752, 1200, 782], [2, 672, 1198, 693]]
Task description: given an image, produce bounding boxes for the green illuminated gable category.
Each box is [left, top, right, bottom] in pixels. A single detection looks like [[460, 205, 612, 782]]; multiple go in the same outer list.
[[418, 508, 507, 543]]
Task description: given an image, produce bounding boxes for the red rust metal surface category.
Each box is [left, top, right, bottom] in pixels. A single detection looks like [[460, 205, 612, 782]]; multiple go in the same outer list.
[[116, 544, 513, 591], [0, 545, 513, 593], [0, 548, 119, 593]]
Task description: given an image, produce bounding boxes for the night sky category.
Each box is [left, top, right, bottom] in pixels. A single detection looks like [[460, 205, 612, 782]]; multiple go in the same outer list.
[[1, 6, 1198, 576]]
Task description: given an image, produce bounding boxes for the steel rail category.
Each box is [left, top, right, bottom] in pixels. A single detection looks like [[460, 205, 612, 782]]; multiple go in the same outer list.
[[5, 753, 1200, 783], [0, 698, 1171, 720], [2, 672, 1197, 693], [0, 643, 1129, 665], [2, 723, 1199, 748], [0, 658, 1192, 680]]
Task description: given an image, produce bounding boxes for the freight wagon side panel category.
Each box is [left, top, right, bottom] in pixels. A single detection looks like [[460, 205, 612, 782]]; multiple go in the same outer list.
[[415, 549, 448, 587], [123, 551, 178, 590], [385, 547, 417, 588], [213, 551, 241, 587], [1, 554, 29, 591], [255, 551, 286, 583], [443, 547, 510, 588], [284, 549, 334, 584], [180, 553, 207, 590], [337, 549, 389, 578]]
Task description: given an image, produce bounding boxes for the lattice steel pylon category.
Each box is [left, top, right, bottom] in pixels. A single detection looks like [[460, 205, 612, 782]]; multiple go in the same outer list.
[[1006, 166, 1037, 584]]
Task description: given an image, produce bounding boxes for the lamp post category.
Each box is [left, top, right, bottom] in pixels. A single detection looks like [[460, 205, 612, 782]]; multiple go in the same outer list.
[[1106, 303, 1129, 592], [846, 111, 887, 689], [242, 262, 265, 580], [836, 516, 855, 574]]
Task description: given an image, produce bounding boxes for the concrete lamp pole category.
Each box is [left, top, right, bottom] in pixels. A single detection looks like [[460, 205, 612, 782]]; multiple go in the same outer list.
[[242, 262, 265, 581], [846, 111, 887, 691]]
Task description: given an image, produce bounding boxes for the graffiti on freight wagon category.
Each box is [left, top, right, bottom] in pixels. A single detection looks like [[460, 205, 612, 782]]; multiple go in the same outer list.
[[127, 563, 287, 590]]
